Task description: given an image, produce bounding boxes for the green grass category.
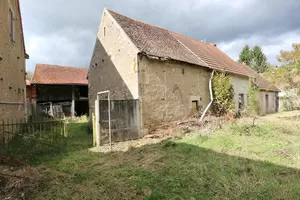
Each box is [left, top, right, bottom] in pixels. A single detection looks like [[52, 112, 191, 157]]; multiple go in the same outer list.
[[5, 119, 300, 199], [182, 122, 300, 168]]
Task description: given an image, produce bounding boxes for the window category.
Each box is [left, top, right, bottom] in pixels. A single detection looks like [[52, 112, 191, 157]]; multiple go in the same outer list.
[[192, 100, 199, 112], [9, 9, 14, 44], [104, 27, 106, 37], [238, 93, 245, 110]]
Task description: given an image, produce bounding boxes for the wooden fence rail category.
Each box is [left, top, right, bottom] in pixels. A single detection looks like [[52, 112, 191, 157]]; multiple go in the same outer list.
[[0, 117, 66, 146]]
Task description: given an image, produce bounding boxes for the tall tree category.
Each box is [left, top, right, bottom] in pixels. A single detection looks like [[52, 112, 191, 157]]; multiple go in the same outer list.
[[266, 43, 300, 85], [238, 45, 252, 66], [250, 46, 268, 73], [238, 45, 268, 73], [277, 43, 300, 74], [264, 43, 300, 110]]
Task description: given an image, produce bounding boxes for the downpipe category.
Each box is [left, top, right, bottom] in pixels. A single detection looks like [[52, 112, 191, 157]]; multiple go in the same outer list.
[[200, 70, 215, 121]]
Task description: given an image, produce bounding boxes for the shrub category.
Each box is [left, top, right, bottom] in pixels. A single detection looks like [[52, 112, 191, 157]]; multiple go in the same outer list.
[[247, 79, 260, 124], [212, 72, 234, 116]]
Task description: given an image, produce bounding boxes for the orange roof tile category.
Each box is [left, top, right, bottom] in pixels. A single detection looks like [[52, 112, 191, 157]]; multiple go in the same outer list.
[[32, 64, 88, 85]]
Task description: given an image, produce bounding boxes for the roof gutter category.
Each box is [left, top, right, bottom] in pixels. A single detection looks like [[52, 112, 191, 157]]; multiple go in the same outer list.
[[200, 69, 215, 121]]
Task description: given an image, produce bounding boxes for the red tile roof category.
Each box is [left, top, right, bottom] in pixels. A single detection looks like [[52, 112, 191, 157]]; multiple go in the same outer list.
[[108, 9, 251, 77], [109, 10, 206, 67], [241, 65, 280, 92], [32, 64, 88, 85], [108, 9, 278, 91]]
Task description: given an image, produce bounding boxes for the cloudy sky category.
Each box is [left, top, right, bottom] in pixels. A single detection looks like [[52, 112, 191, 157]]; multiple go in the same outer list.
[[20, 0, 300, 72]]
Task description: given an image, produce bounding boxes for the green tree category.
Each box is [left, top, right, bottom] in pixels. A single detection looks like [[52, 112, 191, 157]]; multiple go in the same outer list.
[[264, 43, 300, 111], [238, 45, 252, 66], [238, 45, 268, 73], [277, 43, 300, 74], [251, 46, 268, 73], [247, 79, 260, 125], [265, 43, 300, 87]]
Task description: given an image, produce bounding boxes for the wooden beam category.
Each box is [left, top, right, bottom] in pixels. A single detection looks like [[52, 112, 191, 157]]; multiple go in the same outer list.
[[71, 86, 75, 117]]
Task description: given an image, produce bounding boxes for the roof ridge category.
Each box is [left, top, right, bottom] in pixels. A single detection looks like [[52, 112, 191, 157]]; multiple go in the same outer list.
[[36, 63, 88, 69], [107, 9, 171, 32], [107, 9, 211, 46]]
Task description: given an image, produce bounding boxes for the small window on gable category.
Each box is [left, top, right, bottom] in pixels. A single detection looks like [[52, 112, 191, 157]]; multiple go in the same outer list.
[[104, 27, 106, 37], [182, 68, 185, 75], [9, 9, 14, 44]]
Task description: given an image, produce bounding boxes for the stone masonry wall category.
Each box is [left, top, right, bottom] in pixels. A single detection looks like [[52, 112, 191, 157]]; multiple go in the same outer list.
[[138, 56, 211, 133], [88, 9, 141, 141], [259, 91, 278, 115], [88, 9, 139, 116], [231, 74, 249, 111], [0, 0, 26, 121]]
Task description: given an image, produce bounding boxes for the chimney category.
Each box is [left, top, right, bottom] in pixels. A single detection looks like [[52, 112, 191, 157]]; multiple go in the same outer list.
[[210, 42, 217, 47]]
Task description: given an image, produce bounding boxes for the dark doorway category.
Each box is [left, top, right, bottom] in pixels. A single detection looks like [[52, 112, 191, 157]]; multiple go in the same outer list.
[[75, 100, 89, 116], [265, 94, 269, 113]]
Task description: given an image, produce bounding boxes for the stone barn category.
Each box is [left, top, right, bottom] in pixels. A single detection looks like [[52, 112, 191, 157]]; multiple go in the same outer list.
[[88, 9, 279, 142], [0, 0, 29, 121]]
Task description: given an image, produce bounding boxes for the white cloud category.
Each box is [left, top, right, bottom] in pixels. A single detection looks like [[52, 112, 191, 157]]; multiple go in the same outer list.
[[20, 0, 300, 72]]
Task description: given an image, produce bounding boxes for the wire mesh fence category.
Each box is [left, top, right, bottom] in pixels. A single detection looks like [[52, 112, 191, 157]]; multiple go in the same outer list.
[[0, 117, 67, 147]]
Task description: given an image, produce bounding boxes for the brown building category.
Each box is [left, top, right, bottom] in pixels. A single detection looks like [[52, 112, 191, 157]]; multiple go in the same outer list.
[[0, 0, 29, 121], [31, 64, 89, 117], [88, 9, 279, 143]]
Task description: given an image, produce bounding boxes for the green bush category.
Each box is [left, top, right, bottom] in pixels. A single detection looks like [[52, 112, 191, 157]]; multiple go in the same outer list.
[[212, 72, 234, 116]]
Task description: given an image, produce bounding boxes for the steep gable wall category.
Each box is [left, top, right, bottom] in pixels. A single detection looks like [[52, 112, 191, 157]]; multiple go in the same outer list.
[[88, 9, 141, 141], [88, 9, 139, 105], [0, 0, 26, 121]]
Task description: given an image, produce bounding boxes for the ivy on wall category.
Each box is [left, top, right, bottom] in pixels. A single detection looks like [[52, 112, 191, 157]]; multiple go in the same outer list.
[[212, 72, 234, 116]]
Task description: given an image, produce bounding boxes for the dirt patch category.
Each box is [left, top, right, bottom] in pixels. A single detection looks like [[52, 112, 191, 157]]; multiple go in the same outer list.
[[0, 156, 41, 200], [90, 116, 228, 153]]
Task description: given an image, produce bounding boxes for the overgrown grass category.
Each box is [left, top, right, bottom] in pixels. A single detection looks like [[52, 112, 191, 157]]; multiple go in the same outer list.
[[4, 118, 300, 199], [182, 121, 300, 168], [1, 118, 92, 164]]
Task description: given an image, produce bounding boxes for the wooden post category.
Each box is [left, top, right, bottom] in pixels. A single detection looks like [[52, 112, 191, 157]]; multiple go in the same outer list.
[[63, 117, 67, 137], [108, 92, 111, 152], [95, 98, 100, 147], [71, 86, 75, 118], [92, 113, 96, 146]]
